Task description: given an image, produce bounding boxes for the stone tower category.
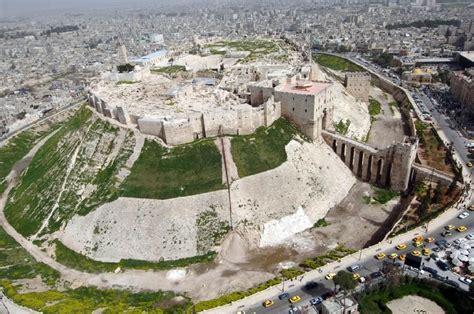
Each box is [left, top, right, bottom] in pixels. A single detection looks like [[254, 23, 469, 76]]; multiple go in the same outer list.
[[118, 44, 128, 64]]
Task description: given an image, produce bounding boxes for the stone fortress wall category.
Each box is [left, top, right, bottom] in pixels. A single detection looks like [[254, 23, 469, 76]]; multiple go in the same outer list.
[[87, 91, 281, 145], [344, 72, 371, 103]]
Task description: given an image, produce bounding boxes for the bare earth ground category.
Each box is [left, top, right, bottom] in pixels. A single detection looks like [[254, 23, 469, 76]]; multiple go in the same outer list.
[[60, 140, 356, 262], [387, 295, 445, 314], [368, 87, 408, 149]]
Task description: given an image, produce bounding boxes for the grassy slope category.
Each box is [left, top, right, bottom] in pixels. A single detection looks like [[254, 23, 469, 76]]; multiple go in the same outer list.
[[0, 124, 62, 194], [230, 118, 303, 178], [313, 54, 365, 72], [5, 106, 135, 237], [0, 226, 188, 313], [54, 240, 216, 273], [121, 139, 223, 199], [5, 106, 93, 237]]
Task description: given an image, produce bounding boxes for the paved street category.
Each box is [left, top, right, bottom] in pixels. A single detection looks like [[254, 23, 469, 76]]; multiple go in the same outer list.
[[243, 203, 474, 314], [416, 91, 472, 167]]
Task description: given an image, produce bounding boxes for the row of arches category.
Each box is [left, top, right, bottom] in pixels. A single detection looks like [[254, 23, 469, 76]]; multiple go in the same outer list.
[[332, 139, 391, 187]]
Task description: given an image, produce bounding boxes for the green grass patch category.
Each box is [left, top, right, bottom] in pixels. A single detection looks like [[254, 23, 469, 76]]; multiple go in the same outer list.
[[372, 188, 399, 204], [313, 54, 365, 72], [192, 277, 282, 312], [1, 280, 190, 313], [334, 119, 351, 135], [121, 139, 223, 199], [301, 245, 355, 269], [388, 101, 398, 114], [313, 218, 330, 228], [54, 240, 216, 273], [231, 118, 305, 178], [151, 65, 186, 75], [4, 106, 93, 237], [115, 80, 138, 85], [280, 268, 304, 280], [206, 39, 279, 63], [368, 98, 382, 116], [0, 123, 62, 194]]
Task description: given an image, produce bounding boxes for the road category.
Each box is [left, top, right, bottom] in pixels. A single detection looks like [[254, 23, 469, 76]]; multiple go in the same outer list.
[[244, 203, 474, 314], [0, 97, 85, 144], [416, 91, 472, 168]]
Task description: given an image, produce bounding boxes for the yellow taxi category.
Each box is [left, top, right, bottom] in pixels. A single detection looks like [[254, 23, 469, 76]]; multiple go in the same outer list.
[[389, 253, 398, 259], [445, 225, 456, 231], [469, 204, 474, 211], [289, 295, 301, 303], [413, 235, 424, 243], [457, 226, 468, 232], [467, 162, 473, 168], [411, 250, 421, 257], [325, 272, 336, 280], [425, 237, 435, 243], [352, 273, 361, 281], [399, 254, 406, 261], [263, 300, 274, 307], [396, 243, 407, 250], [375, 253, 386, 260], [413, 241, 423, 248], [422, 248, 430, 256]]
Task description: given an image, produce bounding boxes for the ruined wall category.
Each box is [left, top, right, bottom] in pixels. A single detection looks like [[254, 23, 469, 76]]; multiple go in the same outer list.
[[87, 90, 281, 146]]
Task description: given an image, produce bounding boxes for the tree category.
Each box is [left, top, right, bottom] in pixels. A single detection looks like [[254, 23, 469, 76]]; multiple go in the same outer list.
[[117, 63, 135, 73], [334, 271, 357, 291], [334, 271, 357, 310]]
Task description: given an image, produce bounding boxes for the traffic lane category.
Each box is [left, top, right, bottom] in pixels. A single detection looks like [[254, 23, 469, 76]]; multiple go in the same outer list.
[[418, 93, 470, 163], [244, 210, 474, 313], [248, 282, 332, 314]]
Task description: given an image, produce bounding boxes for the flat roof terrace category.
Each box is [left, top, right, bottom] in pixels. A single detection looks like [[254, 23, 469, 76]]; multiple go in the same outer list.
[[278, 81, 332, 95]]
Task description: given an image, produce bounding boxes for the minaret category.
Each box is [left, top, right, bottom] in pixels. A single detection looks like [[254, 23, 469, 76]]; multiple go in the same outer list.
[[118, 44, 128, 64]]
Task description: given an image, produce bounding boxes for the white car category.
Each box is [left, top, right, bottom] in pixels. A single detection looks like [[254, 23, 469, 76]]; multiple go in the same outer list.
[[459, 277, 472, 285], [458, 212, 470, 219], [454, 238, 467, 244], [466, 233, 474, 240]]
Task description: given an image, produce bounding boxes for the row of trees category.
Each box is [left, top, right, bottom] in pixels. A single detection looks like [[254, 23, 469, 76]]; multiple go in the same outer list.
[[386, 19, 461, 30]]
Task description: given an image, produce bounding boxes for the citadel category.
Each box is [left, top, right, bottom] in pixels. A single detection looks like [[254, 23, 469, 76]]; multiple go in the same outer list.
[[87, 44, 424, 192]]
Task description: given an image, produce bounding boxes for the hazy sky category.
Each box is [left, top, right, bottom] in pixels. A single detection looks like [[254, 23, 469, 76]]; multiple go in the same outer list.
[[0, 0, 179, 20]]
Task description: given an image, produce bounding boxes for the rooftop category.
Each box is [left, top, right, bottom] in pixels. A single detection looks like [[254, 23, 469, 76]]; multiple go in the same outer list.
[[131, 50, 168, 63], [459, 51, 474, 63], [279, 80, 332, 96]]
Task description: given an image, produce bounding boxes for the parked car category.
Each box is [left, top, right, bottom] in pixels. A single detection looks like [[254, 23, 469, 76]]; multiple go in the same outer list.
[[459, 277, 472, 285], [310, 297, 323, 306], [436, 260, 450, 271], [458, 212, 470, 219], [347, 264, 361, 272], [423, 266, 438, 275], [435, 239, 447, 247], [278, 292, 290, 300]]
